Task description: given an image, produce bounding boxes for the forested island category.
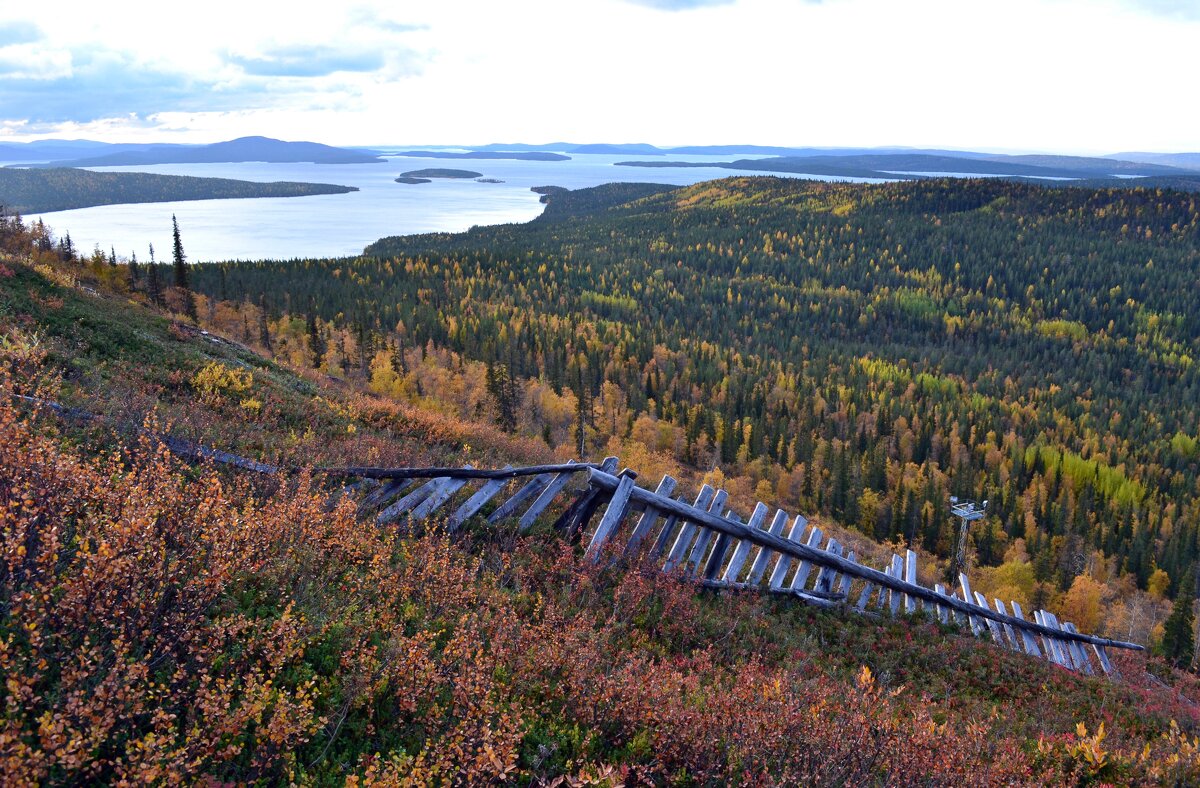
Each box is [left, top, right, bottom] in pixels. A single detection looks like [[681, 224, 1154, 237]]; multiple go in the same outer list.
[[0, 167, 357, 214], [32, 135, 384, 167], [395, 168, 483, 182]]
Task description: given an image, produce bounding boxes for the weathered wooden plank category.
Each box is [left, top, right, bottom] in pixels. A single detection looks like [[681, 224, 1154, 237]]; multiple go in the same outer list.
[[903, 550, 919, 614], [657, 486, 714, 564], [625, 475, 678, 556], [519, 460, 580, 531], [789, 526, 825, 591], [1035, 611, 1069, 667], [488, 473, 554, 523], [1050, 614, 1085, 671], [837, 552, 856, 598], [768, 515, 807, 589], [446, 467, 512, 531], [360, 478, 415, 510], [990, 598, 1023, 652], [972, 592, 1005, 643], [888, 556, 904, 616], [410, 468, 474, 521], [1093, 644, 1114, 676], [958, 574, 985, 636], [720, 503, 770, 583], [586, 467, 1144, 652], [933, 583, 950, 624], [745, 509, 789, 586], [1009, 601, 1043, 658], [856, 574, 876, 611], [813, 540, 844, 595], [585, 474, 636, 563], [666, 489, 727, 573], [553, 456, 621, 536], [1063, 623, 1095, 675], [377, 477, 443, 525], [685, 491, 729, 576], [316, 461, 605, 481]]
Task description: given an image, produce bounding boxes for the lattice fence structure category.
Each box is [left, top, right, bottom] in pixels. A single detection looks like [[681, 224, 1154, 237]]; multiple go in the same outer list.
[[349, 458, 1143, 677]]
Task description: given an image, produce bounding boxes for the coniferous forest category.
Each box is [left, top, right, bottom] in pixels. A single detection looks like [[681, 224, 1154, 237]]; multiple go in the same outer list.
[[187, 177, 1200, 633]]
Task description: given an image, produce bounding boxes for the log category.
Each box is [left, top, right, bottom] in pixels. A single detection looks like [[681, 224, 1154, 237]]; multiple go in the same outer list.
[[837, 552, 856, 598], [489, 473, 553, 523], [410, 467, 473, 521], [656, 486, 714, 563], [813, 540, 844, 595], [903, 550, 919, 614], [685, 491, 729, 576], [377, 477, 443, 525]]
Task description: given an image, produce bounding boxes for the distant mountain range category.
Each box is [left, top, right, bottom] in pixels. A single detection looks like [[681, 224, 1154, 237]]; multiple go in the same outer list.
[[2, 137, 384, 167]]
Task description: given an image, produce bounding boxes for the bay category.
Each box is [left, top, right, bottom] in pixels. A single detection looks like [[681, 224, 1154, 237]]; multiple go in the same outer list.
[[21, 153, 889, 262]]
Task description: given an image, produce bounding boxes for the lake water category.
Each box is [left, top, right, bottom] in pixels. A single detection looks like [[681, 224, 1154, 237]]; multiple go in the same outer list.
[[21, 154, 889, 262]]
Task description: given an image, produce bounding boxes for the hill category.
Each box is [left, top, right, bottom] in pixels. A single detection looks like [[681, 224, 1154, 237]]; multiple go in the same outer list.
[[2, 193, 1199, 784], [0, 166, 357, 214], [34, 135, 384, 167], [390, 150, 571, 161]]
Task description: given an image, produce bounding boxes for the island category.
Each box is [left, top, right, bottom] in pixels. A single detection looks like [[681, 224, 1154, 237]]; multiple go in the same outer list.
[[33, 136, 384, 168], [0, 167, 357, 214], [395, 168, 483, 182], [475, 178, 505, 183]]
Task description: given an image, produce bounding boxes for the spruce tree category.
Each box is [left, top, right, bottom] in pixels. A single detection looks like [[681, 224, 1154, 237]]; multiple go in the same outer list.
[[146, 244, 163, 307], [257, 294, 272, 353], [172, 215, 198, 321], [1159, 569, 1196, 669]]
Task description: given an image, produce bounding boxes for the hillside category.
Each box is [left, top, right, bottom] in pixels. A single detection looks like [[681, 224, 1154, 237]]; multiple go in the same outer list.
[[3, 196, 1200, 784], [0, 166, 357, 214], [191, 177, 1200, 652]]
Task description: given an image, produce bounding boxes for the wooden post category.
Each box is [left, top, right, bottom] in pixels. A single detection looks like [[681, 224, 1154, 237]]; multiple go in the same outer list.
[[856, 573, 876, 611], [585, 474, 636, 563], [720, 503, 770, 583], [972, 592, 1004, 643], [789, 526, 824, 591], [519, 460, 580, 531], [768, 515, 807, 589], [624, 475, 677, 556]]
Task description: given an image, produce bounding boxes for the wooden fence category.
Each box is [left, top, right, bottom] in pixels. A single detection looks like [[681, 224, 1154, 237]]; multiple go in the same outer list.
[[350, 457, 1143, 677], [8, 394, 1146, 678]]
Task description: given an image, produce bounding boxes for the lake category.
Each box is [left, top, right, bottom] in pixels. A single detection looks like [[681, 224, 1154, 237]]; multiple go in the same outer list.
[[20, 154, 890, 262]]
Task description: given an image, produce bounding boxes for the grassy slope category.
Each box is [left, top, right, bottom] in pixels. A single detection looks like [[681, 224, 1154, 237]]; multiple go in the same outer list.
[[2, 253, 1199, 784]]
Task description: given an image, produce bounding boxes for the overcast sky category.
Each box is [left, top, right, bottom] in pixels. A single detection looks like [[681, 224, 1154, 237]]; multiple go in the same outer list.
[[1, 0, 1197, 152]]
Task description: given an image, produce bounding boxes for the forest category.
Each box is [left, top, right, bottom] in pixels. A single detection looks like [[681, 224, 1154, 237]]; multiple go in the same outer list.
[[0, 166, 357, 214], [187, 177, 1200, 652]]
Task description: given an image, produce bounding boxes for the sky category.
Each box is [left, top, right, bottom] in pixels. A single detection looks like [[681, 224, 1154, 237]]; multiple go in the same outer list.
[[1, 0, 1198, 153]]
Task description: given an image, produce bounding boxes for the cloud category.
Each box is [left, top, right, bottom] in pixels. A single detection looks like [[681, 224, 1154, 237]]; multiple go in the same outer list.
[[1120, 0, 1200, 18], [620, 0, 736, 8], [227, 44, 388, 77], [0, 49, 269, 124], [347, 8, 429, 34], [0, 21, 42, 47]]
